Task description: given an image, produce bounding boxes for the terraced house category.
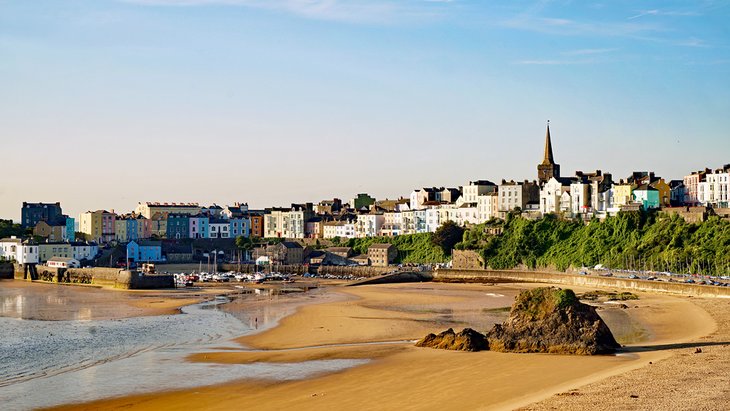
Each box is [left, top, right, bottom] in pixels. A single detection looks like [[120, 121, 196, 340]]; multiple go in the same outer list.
[[38, 243, 72, 263], [166, 214, 190, 239], [79, 210, 116, 244], [134, 202, 201, 219]]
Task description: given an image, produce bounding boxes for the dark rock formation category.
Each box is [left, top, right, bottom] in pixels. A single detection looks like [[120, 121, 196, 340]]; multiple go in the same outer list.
[[486, 287, 620, 355], [415, 328, 488, 352]]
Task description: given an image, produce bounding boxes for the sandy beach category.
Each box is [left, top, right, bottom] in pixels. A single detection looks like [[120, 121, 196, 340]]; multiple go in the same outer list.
[[47, 281, 726, 411], [522, 296, 730, 410]]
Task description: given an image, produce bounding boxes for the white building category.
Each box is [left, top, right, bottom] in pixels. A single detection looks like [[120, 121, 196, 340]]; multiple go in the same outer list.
[[462, 180, 497, 204], [437, 204, 458, 228], [264, 205, 313, 239], [285, 206, 311, 239], [426, 208, 441, 233], [0, 237, 39, 264], [209, 220, 230, 239], [560, 192, 572, 214], [400, 209, 427, 234], [570, 181, 591, 215], [355, 213, 385, 238], [498, 180, 540, 217], [540, 177, 568, 215], [698, 167, 730, 208], [323, 221, 356, 239], [414, 209, 427, 233], [380, 212, 403, 236], [477, 193, 499, 223], [221, 202, 248, 219], [264, 208, 286, 238], [454, 205, 479, 226], [71, 242, 99, 261], [409, 188, 433, 211], [409, 187, 460, 210]]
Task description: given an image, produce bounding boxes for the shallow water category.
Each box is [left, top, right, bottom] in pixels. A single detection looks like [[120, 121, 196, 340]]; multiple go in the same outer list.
[[0, 288, 366, 411], [0, 282, 151, 320]]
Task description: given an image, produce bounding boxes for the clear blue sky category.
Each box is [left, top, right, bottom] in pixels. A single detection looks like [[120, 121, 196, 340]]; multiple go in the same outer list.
[[2, 0, 729, 221]]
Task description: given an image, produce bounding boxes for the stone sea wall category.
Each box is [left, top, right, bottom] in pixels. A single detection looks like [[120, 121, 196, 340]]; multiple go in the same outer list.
[[219, 263, 308, 274], [318, 265, 394, 277], [115, 271, 175, 289], [217, 263, 394, 278], [12, 265, 173, 289], [433, 269, 730, 298]]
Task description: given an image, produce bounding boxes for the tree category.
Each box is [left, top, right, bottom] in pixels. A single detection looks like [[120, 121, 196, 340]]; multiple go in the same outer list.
[[0, 219, 24, 239], [235, 236, 257, 261], [235, 236, 254, 251], [432, 221, 465, 256]]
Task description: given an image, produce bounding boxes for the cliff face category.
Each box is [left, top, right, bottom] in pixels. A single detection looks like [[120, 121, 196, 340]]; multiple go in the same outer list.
[[416, 287, 621, 355], [486, 287, 620, 355]]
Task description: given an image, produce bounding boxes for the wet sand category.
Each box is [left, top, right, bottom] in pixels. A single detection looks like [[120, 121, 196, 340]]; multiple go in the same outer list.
[[0, 279, 224, 320], [51, 282, 719, 411]]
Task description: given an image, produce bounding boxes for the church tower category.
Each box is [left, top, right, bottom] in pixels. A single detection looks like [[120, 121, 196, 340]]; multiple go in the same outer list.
[[537, 121, 560, 184]]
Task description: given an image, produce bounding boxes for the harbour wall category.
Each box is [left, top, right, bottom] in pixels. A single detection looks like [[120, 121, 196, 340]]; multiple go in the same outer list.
[[219, 263, 308, 275], [115, 271, 175, 289], [0, 262, 14, 279], [218, 264, 394, 278], [318, 265, 394, 277], [345, 271, 430, 286], [432, 269, 730, 298], [12, 264, 173, 289]]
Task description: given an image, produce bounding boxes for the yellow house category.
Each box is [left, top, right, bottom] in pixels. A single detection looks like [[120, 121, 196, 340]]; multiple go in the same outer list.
[[650, 178, 671, 207], [115, 219, 128, 241], [613, 183, 634, 206], [134, 202, 201, 219], [38, 243, 73, 263], [79, 210, 116, 243]]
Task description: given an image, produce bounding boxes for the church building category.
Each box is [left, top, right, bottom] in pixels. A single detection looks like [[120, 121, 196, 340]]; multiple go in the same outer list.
[[537, 122, 560, 184]]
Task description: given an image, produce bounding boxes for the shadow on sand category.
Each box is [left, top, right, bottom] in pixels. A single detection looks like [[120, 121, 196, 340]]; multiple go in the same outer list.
[[621, 341, 729, 353]]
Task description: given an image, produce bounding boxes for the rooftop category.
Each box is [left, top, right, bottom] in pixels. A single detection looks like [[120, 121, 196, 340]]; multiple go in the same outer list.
[[143, 202, 200, 207], [368, 243, 394, 249], [48, 257, 78, 263]]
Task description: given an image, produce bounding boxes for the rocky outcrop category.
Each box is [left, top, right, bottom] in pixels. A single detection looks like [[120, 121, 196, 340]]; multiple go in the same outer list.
[[416, 287, 620, 355], [415, 328, 488, 352], [486, 287, 620, 355]]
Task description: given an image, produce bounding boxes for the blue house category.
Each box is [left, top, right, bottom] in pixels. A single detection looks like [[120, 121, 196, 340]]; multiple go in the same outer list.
[[229, 217, 250, 238], [127, 240, 163, 263], [65, 217, 76, 242], [126, 218, 139, 241], [633, 184, 661, 209]]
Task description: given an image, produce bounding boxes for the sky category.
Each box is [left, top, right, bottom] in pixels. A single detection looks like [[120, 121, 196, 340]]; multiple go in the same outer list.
[[1, 0, 729, 221]]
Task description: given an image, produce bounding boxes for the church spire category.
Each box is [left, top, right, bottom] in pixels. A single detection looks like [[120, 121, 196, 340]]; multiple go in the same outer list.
[[537, 120, 560, 184], [542, 120, 554, 165]]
